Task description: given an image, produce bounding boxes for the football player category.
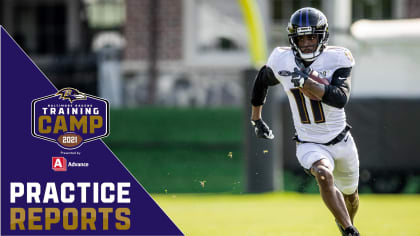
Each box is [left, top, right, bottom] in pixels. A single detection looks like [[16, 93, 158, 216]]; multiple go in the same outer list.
[[250, 7, 361, 236]]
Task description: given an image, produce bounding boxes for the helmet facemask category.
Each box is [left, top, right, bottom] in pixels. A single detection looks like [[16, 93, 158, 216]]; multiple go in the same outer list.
[[289, 30, 329, 62]]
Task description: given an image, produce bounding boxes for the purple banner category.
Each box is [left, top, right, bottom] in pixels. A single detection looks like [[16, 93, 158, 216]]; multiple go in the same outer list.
[[1, 27, 183, 235]]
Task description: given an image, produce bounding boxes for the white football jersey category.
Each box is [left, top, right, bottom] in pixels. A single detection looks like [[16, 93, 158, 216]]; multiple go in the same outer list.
[[266, 46, 355, 143]]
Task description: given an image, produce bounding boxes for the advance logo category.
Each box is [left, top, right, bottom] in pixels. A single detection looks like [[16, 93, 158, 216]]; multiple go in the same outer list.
[[32, 88, 109, 149], [52, 157, 67, 171]]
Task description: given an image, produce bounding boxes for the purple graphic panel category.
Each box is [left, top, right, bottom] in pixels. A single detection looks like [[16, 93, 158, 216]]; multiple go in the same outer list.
[[1, 27, 183, 235]]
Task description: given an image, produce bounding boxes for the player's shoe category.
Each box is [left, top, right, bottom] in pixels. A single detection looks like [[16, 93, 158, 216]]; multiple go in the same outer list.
[[344, 226, 360, 236], [335, 220, 360, 236]]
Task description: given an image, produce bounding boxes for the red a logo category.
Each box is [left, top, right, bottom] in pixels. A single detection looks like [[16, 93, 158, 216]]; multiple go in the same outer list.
[[52, 157, 67, 171]]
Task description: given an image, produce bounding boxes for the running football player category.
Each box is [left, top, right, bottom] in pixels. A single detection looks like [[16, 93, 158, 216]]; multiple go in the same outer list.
[[250, 7, 361, 236]]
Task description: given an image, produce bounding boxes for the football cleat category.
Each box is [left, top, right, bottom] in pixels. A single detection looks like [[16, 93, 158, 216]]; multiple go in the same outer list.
[[344, 226, 360, 236], [335, 220, 360, 236]]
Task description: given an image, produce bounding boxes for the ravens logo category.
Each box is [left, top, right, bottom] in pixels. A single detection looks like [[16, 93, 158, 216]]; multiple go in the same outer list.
[[55, 88, 87, 103]]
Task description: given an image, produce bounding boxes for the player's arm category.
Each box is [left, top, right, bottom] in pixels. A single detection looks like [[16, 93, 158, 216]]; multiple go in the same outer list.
[[301, 71, 327, 100], [322, 67, 352, 108], [251, 65, 279, 106], [250, 65, 279, 139], [291, 67, 327, 100], [251, 105, 263, 120], [251, 65, 279, 118]]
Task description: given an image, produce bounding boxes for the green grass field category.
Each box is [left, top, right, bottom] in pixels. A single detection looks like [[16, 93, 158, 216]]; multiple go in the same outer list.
[[108, 108, 420, 235], [153, 193, 420, 236]]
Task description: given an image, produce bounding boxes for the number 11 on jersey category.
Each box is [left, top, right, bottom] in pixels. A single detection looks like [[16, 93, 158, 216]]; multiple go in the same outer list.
[[290, 88, 325, 124]]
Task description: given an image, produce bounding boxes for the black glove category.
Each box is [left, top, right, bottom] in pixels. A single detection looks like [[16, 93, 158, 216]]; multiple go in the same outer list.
[[291, 67, 312, 88], [251, 119, 274, 139]]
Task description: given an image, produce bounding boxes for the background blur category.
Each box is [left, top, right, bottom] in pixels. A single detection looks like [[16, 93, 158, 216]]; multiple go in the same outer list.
[[2, 0, 420, 194]]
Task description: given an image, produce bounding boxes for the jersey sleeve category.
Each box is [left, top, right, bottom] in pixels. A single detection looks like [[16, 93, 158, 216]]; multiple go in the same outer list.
[[320, 47, 355, 108], [250, 47, 288, 106], [250, 66, 279, 106], [322, 67, 352, 108], [266, 47, 290, 82], [338, 48, 355, 68]]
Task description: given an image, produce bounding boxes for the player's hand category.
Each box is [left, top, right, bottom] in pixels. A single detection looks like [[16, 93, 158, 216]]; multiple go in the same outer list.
[[291, 67, 309, 88], [251, 119, 274, 139]]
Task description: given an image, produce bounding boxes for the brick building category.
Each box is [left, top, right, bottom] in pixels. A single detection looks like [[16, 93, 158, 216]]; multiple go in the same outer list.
[[122, 0, 252, 106], [2, 0, 420, 106], [122, 0, 420, 106]]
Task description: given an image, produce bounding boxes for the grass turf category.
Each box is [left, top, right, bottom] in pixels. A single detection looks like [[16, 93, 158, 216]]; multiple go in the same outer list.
[[105, 107, 420, 194], [111, 146, 243, 193], [153, 193, 420, 236], [105, 107, 245, 193]]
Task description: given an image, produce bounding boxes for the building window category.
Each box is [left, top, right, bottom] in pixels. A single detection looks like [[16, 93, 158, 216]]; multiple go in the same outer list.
[[195, 0, 246, 52], [183, 0, 250, 66], [13, 3, 67, 55], [84, 0, 125, 30], [36, 4, 67, 54], [352, 0, 393, 21]]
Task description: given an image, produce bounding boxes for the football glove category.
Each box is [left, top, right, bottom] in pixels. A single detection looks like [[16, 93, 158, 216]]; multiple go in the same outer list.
[[291, 67, 312, 88], [251, 119, 274, 139]]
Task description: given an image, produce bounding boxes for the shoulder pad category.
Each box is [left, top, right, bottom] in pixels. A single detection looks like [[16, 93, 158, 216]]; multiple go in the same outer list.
[[324, 46, 355, 68], [266, 47, 292, 70]]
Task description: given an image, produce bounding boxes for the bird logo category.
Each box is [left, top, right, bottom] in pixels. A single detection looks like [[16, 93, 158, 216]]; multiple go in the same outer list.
[[55, 88, 87, 103]]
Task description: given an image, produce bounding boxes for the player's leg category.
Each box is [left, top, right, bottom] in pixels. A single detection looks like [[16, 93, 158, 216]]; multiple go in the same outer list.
[[331, 132, 360, 235], [310, 159, 352, 229], [344, 189, 359, 223], [335, 190, 359, 235], [296, 143, 353, 229], [297, 143, 359, 234]]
